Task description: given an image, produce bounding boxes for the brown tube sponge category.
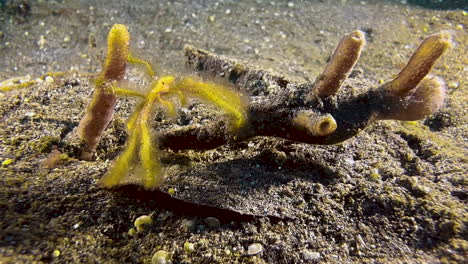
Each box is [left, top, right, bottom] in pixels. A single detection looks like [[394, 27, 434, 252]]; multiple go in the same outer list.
[[377, 75, 446, 121], [77, 24, 130, 159], [313, 30, 366, 97], [385, 32, 451, 96]]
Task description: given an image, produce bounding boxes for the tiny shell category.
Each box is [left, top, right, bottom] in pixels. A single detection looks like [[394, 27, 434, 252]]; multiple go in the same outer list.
[[247, 243, 263, 255]]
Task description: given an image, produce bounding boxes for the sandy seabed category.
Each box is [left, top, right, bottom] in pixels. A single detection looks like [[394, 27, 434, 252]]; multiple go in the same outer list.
[[0, 0, 467, 263]]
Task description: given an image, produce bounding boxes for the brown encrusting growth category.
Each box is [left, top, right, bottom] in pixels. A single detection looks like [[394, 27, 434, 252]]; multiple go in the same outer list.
[[76, 24, 130, 160], [377, 75, 446, 121], [158, 31, 451, 151], [375, 33, 451, 121]]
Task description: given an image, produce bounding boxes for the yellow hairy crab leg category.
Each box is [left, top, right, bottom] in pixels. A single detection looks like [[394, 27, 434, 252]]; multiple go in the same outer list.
[[173, 77, 247, 129], [146, 76, 178, 118], [112, 53, 157, 98], [138, 104, 162, 188], [111, 84, 146, 98], [139, 76, 174, 188], [101, 76, 177, 189], [127, 53, 156, 79], [136, 76, 176, 188], [100, 118, 141, 187]]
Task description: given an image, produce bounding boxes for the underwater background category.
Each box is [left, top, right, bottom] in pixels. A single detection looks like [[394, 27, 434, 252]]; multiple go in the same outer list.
[[0, 0, 467, 263]]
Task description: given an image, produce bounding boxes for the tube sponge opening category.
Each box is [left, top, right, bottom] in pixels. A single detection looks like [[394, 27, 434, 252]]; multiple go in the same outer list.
[[293, 111, 337, 136], [101, 24, 130, 81]]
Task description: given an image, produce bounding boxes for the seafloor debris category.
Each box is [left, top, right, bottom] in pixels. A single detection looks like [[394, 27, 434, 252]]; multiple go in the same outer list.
[[0, 25, 451, 190], [91, 25, 249, 189], [158, 31, 451, 151], [88, 27, 452, 188], [247, 243, 264, 256]]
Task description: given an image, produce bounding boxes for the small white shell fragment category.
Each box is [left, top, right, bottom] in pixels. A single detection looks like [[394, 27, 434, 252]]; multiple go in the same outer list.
[[151, 250, 171, 264], [38, 35, 46, 49], [45, 76, 54, 83], [448, 81, 459, 89], [183, 241, 195, 253], [247, 243, 263, 255], [302, 250, 321, 261], [134, 215, 153, 232]]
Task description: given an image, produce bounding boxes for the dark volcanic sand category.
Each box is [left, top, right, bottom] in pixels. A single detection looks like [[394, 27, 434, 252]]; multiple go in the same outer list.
[[0, 1, 467, 263]]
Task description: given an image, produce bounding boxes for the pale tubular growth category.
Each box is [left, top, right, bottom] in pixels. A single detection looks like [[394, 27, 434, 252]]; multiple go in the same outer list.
[[377, 32, 451, 121], [384, 32, 452, 96], [0, 76, 39, 92], [77, 24, 130, 160], [312, 30, 366, 97], [293, 111, 337, 136]]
